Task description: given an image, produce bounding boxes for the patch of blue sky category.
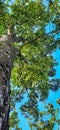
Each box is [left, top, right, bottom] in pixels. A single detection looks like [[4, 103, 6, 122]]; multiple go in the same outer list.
[[15, 102, 30, 130], [54, 33, 60, 40], [45, 21, 56, 34], [53, 49, 60, 78], [9, 0, 15, 5], [43, 0, 49, 7], [15, 92, 30, 130], [38, 100, 45, 111], [47, 89, 60, 108]]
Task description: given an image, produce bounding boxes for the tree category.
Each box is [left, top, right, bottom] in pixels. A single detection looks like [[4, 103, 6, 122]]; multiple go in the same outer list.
[[0, 0, 60, 129]]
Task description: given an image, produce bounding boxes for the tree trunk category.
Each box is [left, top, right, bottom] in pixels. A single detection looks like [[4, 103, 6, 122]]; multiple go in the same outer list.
[[0, 35, 15, 130], [58, 120, 60, 130]]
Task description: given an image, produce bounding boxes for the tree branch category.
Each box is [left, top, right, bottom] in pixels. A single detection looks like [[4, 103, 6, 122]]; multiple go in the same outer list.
[[20, 28, 60, 49], [32, 29, 60, 41]]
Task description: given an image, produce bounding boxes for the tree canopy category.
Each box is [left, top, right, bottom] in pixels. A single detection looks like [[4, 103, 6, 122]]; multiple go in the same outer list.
[[0, 0, 60, 130]]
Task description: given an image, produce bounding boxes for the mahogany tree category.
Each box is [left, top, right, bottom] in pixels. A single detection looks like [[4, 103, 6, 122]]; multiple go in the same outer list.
[[0, 0, 60, 129]]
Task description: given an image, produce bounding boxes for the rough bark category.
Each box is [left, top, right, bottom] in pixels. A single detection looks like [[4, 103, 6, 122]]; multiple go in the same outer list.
[[0, 35, 15, 130]]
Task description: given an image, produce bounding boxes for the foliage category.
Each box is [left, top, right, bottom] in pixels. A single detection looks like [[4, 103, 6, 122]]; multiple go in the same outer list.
[[0, 0, 60, 130], [9, 110, 22, 130]]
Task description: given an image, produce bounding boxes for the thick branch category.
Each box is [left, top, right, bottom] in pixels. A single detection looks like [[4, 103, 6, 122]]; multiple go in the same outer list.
[[8, 26, 13, 35]]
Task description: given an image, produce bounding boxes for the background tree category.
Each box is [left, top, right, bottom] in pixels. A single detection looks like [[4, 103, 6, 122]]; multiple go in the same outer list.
[[0, 0, 60, 130]]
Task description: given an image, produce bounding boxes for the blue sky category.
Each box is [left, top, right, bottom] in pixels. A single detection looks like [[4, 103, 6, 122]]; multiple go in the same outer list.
[[53, 49, 60, 78]]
